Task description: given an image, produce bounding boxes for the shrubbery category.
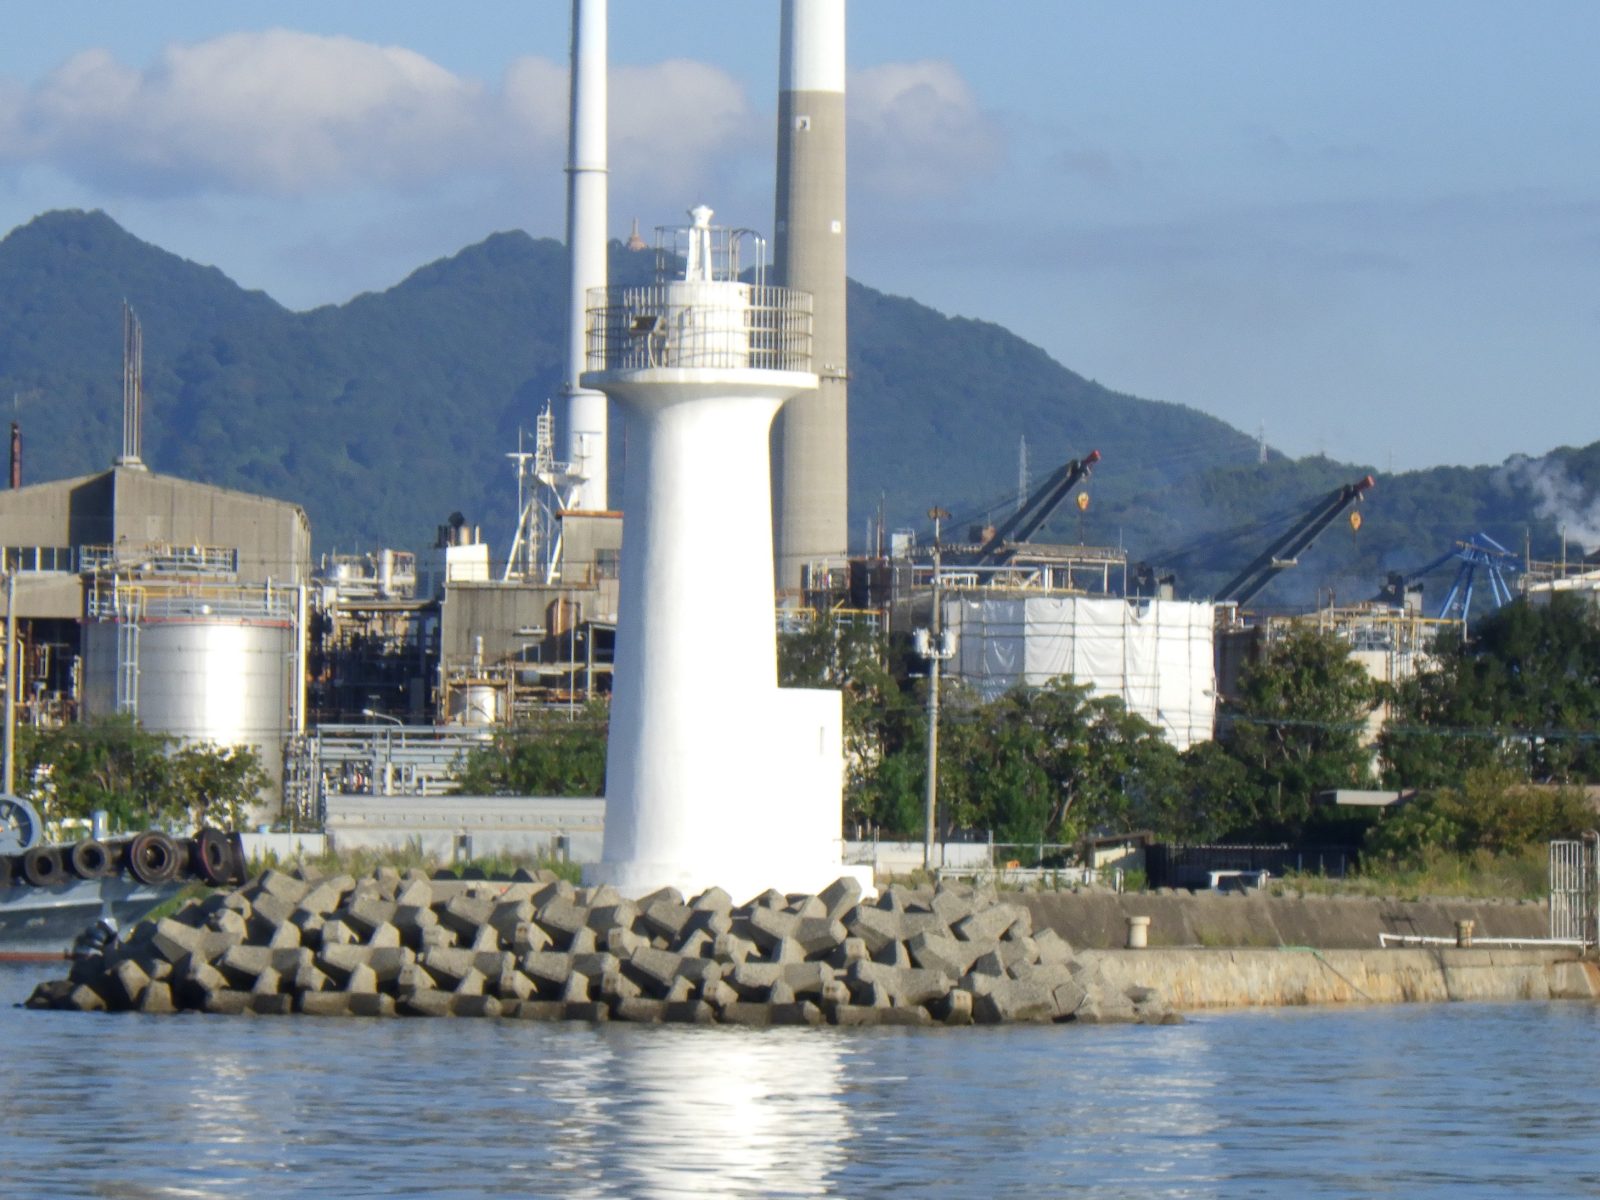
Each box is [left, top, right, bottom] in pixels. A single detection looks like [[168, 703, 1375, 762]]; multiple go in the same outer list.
[[17, 714, 266, 831]]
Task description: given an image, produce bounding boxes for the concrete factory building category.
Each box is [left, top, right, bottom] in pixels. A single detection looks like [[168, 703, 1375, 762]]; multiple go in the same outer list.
[[0, 464, 310, 597], [0, 461, 313, 806]]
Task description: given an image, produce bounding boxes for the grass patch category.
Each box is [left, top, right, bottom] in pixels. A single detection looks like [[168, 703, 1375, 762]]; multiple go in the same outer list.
[[1272, 844, 1550, 902], [140, 881, 210, 924], [247, 839, 583, 885]]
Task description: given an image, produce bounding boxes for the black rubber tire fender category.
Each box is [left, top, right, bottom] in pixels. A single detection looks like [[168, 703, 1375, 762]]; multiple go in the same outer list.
[[125, 831, 182, 885], [21, 845, 66, 887], [0, 853, 13, 889], [192, 828, 232, 886], [68, 838, 115, 879], [226, 831, 249, 885]]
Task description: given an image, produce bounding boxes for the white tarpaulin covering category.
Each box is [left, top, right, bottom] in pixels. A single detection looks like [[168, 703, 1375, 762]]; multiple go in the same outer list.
[[947, 595, 1216, 749]]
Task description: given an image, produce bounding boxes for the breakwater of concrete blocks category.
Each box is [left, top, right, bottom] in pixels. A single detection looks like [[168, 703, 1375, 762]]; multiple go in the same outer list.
[[25, 867, 1177, 1026]]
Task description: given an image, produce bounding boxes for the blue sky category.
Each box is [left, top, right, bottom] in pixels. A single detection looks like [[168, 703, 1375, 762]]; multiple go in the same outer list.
[[1, 1, 1596, 473]]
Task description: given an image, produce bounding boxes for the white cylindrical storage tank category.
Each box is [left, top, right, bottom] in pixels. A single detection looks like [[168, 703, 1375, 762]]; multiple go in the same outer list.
[[79, 586, 297, 812], [447, 683, 505, 726]]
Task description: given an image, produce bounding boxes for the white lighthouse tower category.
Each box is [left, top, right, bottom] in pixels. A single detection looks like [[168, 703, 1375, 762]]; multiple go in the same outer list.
[[582, 207, 858, 901]]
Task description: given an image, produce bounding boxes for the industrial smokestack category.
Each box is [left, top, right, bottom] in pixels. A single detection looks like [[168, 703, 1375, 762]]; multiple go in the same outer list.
[[8, 422, 19, 489], [561, 0, 609, 511], [117, 301, 146, 470], [772, 0, 849, 592]]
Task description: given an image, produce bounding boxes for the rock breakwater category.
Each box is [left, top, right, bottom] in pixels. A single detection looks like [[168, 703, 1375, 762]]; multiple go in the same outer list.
[[26, 867, 1176, 1026]]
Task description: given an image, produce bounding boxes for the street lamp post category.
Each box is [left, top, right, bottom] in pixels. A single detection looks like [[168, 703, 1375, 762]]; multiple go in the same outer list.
[[917, 508, 955, 873], [361, 708, 401, 795]]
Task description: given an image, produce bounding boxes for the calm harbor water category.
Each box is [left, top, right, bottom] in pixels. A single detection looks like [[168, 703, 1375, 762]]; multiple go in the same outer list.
[[5, 963, 1599, 1199]]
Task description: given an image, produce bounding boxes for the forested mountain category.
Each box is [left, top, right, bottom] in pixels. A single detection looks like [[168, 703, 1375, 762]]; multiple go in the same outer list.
[[1, 209, 1593, 606]]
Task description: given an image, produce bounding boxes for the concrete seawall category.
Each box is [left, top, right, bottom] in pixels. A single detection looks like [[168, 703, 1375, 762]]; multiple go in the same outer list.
[[1080, 947, 1600, 1010], [1017, 890, 1550, 951], [1008, 889, 1593, 1013]]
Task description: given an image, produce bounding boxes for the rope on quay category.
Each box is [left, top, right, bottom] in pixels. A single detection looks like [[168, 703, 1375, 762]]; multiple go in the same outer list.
[[1278, 945, 1375, 1002]]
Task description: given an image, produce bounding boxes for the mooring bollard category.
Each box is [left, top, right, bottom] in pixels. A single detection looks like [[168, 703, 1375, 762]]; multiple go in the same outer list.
[[1127, 915, 1151, 950], [1455, 919, 1475, 948]]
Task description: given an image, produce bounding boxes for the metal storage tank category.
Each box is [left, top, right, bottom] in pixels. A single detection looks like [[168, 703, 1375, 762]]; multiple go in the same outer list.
[[79, 582, 302, 804], [446, 682, 506, 726]]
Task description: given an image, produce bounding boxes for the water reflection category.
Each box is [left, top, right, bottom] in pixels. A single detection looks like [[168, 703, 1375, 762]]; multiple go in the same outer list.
[[598, 1027, 849, 1199], [9, 960, 1600, 1200]]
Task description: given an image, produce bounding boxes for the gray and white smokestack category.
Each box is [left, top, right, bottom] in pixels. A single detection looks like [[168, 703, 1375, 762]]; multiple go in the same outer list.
[[772, 0, 848, 591], [562, 0, 609, 511]]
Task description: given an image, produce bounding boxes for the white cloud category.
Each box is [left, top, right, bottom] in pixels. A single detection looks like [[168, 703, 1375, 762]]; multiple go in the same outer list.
[[848, 60, 1005, 200], [611, 59, 759, 202], [0, 31, 757, 204], [3, 32, 490, 195]]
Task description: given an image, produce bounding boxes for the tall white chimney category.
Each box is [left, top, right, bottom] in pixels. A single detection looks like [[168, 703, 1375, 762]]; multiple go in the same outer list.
[[562, 0, 609, 510]]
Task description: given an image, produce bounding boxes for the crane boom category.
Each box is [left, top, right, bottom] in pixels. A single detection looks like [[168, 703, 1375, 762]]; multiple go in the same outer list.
[[1215, 474, 1374, 607], [972, 450, 1100, 565]]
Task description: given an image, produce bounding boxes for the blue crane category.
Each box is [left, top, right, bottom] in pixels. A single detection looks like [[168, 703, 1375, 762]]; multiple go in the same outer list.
[[1404, 532, 1523, 622]]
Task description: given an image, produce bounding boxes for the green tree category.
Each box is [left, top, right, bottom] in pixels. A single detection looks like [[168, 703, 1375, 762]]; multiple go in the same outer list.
[[1219, 625, 1381, 839], [1365, 765, 1593, 864], [453, 705, 608, 796], [16, 715, 265, 831], [163, 743, 268, 831], [1383, 594, 1600, 788], [779, 619, 924, 832], [937, 678, 1184, 851], [1167, 740, 1256, 842]]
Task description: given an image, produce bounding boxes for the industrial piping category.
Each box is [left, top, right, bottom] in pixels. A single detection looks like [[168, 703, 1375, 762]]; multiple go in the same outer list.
[[772, 0, 849, 592]]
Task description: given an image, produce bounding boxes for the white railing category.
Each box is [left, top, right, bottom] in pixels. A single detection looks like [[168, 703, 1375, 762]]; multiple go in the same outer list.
[[586, 283, 812, 373], [80, 543, 238, 576], [86, 582, 294, 622]]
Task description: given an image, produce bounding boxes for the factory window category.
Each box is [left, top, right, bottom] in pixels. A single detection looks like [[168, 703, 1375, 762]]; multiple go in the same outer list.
[[594, 549, 621, 580], [2, 546, 74, 572]]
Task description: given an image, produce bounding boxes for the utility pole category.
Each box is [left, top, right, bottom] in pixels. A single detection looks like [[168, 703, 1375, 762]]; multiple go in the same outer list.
[[4, 571, 16, 796], [917, 507, 954, 872]]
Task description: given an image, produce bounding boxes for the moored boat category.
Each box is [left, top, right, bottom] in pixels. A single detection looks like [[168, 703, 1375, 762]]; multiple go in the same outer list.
[[1, 794, 245, 960], [0, 874, 182, 960]]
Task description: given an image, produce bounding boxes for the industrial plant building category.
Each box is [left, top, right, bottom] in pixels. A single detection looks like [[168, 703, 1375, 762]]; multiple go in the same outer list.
[[0, 459, 313, 814]]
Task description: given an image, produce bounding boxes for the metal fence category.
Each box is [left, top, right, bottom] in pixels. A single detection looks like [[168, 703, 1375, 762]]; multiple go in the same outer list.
[[938, 864, 1126, 892]]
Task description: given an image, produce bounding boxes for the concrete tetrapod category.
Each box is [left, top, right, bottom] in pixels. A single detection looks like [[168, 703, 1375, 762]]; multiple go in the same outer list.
[[26, 868, 1180, 1027]]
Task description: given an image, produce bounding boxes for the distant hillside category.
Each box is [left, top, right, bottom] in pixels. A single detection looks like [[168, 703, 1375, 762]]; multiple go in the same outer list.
[[0, 209, 1594, 606]]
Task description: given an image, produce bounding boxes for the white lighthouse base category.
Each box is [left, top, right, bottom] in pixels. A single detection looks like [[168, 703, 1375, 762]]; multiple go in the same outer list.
[[586, 688, 873, 904]]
